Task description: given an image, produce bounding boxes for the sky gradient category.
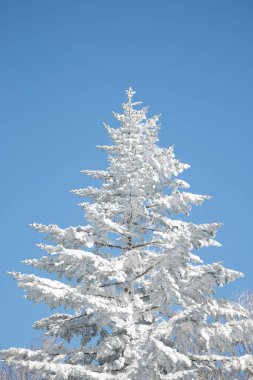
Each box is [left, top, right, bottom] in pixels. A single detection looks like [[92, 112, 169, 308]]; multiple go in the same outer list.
[[0, 0, 253, 349]]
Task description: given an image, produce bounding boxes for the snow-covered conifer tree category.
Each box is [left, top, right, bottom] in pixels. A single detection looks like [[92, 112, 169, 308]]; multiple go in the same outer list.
[[1, 89, 253, 379]]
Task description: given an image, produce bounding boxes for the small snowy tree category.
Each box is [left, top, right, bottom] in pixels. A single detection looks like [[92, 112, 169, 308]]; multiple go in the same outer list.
[[1, 89, 253, 379]]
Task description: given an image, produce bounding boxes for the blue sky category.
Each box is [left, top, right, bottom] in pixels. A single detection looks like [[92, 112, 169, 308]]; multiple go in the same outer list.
[[0, 0, 252, 349]]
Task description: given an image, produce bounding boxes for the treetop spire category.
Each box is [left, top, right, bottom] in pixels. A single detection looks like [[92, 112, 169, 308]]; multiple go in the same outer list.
[[126, 87, 136, 103]]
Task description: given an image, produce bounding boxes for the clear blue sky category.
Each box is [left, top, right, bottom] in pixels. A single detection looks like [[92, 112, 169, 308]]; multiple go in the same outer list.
[[0, 0, 252, 349]]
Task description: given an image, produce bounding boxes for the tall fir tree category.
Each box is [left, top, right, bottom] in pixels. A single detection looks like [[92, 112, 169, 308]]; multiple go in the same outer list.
[[1, 89, 253, 379]]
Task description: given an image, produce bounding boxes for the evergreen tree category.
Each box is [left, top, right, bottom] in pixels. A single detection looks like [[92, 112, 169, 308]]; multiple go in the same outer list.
[[1, 89, 253, 379]]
